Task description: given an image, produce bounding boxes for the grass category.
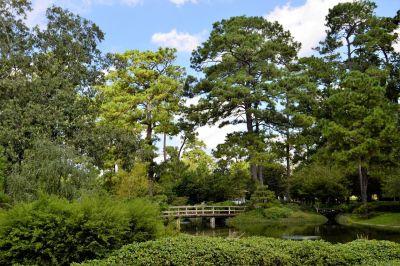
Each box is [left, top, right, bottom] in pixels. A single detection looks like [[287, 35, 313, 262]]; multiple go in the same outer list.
[[337, 213, 400, 232]]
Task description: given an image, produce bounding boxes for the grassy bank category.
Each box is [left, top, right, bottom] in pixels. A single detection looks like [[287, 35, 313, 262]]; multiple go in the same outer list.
[[76, 235, 400, 265], [337, 213, 400, 232], [227, 205, 327, 237]]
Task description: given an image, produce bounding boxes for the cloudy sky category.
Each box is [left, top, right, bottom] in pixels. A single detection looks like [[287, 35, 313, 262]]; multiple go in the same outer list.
[[27, 0, 400, 152]]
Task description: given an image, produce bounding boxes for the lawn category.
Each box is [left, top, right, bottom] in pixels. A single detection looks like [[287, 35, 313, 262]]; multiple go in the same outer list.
[[337, 213, 400, 232]]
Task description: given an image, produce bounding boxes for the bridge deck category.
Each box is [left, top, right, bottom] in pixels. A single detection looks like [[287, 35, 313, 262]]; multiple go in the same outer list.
[[162, 205, 246, 218]]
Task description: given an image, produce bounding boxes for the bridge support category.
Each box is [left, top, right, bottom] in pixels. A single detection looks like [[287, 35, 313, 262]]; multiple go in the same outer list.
[[176, 219, 181, 231], [210, 217, 215, 229]]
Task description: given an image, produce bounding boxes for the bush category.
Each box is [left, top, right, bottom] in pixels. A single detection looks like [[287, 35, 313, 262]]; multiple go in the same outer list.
[[170, 196, 189, 206], [352, 201, 400, 214], [112, 163, 150, 199], [77, 235, 400, 266], [262, 206, 292, 219], [0, 195, 164, 265]]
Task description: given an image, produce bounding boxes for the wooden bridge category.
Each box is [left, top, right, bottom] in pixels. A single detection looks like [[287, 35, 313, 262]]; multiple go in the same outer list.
[[162, 205, 246, 229], [162, 205, 246, 218]]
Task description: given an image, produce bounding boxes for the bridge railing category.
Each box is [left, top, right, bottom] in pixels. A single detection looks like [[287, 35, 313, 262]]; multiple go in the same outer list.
[[162, 205, 246, 218]]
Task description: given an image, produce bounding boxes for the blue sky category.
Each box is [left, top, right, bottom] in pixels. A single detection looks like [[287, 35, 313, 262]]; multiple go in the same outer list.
[[27, 0, 400, 152], [29, 0, 400, 72]]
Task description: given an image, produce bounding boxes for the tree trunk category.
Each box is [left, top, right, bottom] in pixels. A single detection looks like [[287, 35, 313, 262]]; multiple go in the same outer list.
[[178, 136, 187, 160], [163, 133, 167, 162], [284, 94, 291, 200], [285, 139, 291, 200], [346, 36, 352, 70], [358, 161, 368, 204], [145, 105, 154, 196], [258, 165, 264, 185], [245, 108, 259, 182]]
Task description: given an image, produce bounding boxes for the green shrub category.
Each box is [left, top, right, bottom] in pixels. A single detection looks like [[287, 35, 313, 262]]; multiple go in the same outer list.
[[353, 204, 370, 215], [170, 196, 189, 206], [262, 206, 292, 219], [77, 235, 400, 266], [209, 200, 236, 206], [0, 195, 164, 265]]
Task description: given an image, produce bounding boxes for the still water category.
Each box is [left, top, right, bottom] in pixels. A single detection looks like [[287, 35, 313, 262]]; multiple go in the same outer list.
[[180, 218, 400, 243]]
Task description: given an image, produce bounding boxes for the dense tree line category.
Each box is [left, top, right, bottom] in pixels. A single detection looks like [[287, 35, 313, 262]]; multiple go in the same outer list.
[[0, 0, 399, 206]]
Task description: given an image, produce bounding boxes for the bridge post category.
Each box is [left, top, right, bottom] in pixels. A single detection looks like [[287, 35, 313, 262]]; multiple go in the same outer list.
[[210, 217, 215, 229], [176, 219, 181, 231]]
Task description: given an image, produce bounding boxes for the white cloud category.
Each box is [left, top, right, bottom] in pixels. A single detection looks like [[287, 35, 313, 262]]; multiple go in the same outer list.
[[151, 29, 205, 52], [196, 124, 243, 152], [394, 29, 400, 53], [265, 0, 351, 56], [26, 0, 55, 28], [26, 0, 143, 28], [169, 0, 198, 7], [116, 0, 142, 6]]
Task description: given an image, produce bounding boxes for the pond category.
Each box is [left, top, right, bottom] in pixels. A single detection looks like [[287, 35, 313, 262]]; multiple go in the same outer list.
[[180, 218, 400, 243]]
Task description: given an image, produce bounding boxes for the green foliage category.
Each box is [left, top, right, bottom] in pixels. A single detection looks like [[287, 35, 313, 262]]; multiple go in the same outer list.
[[290, 163, 349, 204], [250, 186, 278, 208], [262, 206, 292, 219], [158, 141, 253, 204], [321, 70, 398, 202], [0, 146, 6, 191], [169, 196, 188, 206], [382, 168, 400, 199], [77, 235, 400, 266], [100, 48, 185, 183], [0, 195, 164, 265], [112, 162, 150, 199], [352, 201, 400, 214], [0, 3, 104, 166], [7, 139, 98, 202]]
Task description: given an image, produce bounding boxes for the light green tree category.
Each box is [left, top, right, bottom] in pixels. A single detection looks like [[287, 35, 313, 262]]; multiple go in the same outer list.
[[100, 48, 185, 194]]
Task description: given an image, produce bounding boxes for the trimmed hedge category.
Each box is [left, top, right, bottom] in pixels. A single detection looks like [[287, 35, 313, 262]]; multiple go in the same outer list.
[[0, 195, 164, 265], [78, 235, 400, 265]]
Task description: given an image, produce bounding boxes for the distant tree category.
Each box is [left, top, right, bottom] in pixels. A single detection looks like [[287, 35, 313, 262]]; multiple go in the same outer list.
[[318, 0, 377, 69], [212, 161, 254, 201], [322, 70, 397, 203], [320, 0, 400, 102], [190, 16, 299, 184], [290, 163, 349, 204], [310, 0, 400, 203], [380, 168, 400, 200], [273, 65, 318, 197]]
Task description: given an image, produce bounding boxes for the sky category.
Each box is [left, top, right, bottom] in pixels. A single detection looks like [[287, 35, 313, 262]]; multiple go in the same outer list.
[[26, 0, 400, 154]]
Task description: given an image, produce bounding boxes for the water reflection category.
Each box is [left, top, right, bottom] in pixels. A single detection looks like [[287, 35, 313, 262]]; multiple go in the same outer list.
[[180, 218, 400, 243]]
